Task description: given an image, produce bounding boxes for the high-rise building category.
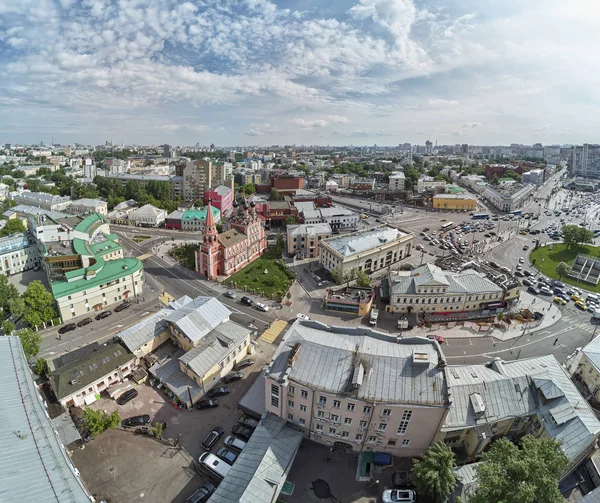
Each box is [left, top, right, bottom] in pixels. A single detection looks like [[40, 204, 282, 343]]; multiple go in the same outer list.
[[183, 159, 212, 201], [425, 140, 433, 154], [572, 144, 600, 178]]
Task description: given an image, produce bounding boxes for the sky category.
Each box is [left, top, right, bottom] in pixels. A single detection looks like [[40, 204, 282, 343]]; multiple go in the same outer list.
[[1, 0, 600, 147]]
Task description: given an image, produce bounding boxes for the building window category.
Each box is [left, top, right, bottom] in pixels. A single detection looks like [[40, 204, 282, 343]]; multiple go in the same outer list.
[[319, 396, 327, 406], [344, 417, 352, 425], [329, 428, 337, 435], [317, 411, 325, 418], [271, 384, 280, 408], [300, 404, 307, 412], [359, 420, 368, 429], [397, 410, 413, 435], [341, 431, 349, 438], [301, 390, 308, 399], [347, 403, 355, 412], [331, 414, 339, 423], [333, 400, 341, 408], [378, 423, 387, 432], [382, 408, 391, 417], [402, 439, 410, 447], [368, 436, 377, 443], [289, 385, 295, 395], [299, 418, 306, 426], [363, 406, 372, 414], [356, 433, 364, 441], [316, 424, 323, 431], [288, 400, 294, 409], [288, 413, 294, 421], [388, 439, 396, 446]]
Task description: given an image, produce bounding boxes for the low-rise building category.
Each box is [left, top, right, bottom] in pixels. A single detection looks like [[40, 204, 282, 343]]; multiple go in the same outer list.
[[286, 223, 332, 258], [204, 185, 233, 215], [1, 336, 94, 502], [385, 263, 505, 315], [432, 194, 477, 211], [574, 336, 600, 401], [319, 226, 413, 275], [319, 206, 359, 231], [389, 172, 406, 191], [483, 183, 536, 212], [349, 178, 376, 191], [0, 232, 41, 276], [181, 206, 221, 232], [164, 209, 184, 230], [128, 204, 167, 227], [324, 286, 375, 316], [417, 176, 447, 194], [13, 191, 72, 211], [521, 169, 545, 186], [48, 341, 136, 407], [264, 321, 449, 457], [325, 180, 339, 192], [68, 198, 108, 216]]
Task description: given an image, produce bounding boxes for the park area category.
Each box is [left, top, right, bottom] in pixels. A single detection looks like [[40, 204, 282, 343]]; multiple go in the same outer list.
[[529, 243, 600, 293], [225, 249, 294, 299], [169, 244, 199, 270]]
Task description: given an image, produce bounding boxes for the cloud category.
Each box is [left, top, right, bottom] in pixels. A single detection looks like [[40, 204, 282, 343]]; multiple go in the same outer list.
[[452, 130, 463, 136], [293, 115, 348, 129], [462, 122, 481, 128], [429, 99, 459, 106], [245, 123, 276, 137]]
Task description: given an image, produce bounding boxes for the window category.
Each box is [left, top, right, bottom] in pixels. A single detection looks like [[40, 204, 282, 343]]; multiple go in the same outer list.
[[382, 408, 391, 417], [271, 384, 280, 408], [378, 423, 387, 432], [288, 413, 294, 421], [300, 404, 307, 412], [341, 431, 349, 438], [347, 403, 355, 412], [299, 418, 306, 426], [331, 414, 339, 423], [288, 400, 294, 408], [355, 433, 364, 441], [316, 423, 323, 431], [359, 420, 368, 429], [319, 396, 327, 406], [388, 439, 396, 446], [317, 411, 325, 418], [329, 428, 337, 435], [301, 390, 308, 399], [402, 439, 410, 447], [368, 436, 377, 443], [397, 410, 413, 435], [289, 385, 295, 395], [344, 417, 352, 425], [363, 406, 372, 414], [333, 400, 341, 409], [88, 364, 97, 371]]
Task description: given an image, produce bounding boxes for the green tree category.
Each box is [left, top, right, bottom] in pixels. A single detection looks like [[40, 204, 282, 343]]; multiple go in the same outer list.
[[23, 280, 56, 327], [82, 409, 122, 438], [34, 357, 48, 376], [491, 175, 500, 186], [355, 269, 371, 287], [216, 223, 223, 233], [284, 216, 297, 225], [241, 183, 257, 195], [2, 320, 14, 335], [7, 296, 25, 319], [470, 436, 567, 503], [0, 219, 26, 237], [556, 262, 570, 279], [270, 189, 283, 201], [562, 224, 595, 249], [411, 442, 457, 502], [17, 328, 42, 359], [0, 273, 20, 317], [150, 421, 164, 439]]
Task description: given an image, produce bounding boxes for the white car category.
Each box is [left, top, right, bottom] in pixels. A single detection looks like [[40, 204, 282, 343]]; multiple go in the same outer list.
[[255, 303, 269, 312], [296, 313, 310, 321], [382, 489, 416, 503], [519, 257, 524, 263]]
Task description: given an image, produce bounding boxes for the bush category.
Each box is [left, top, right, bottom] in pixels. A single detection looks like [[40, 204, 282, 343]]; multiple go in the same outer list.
[[83, 409, 122, 438]]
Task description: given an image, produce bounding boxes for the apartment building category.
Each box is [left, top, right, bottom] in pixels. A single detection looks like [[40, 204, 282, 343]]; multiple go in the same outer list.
[[483, 182, 536, 212], [349, 178, 376, 191], [183, 160, 212, 202], [319, 226, 413, 275], [13, 191, 72, 211], [204, 185, 233, 215], [286, 223, 332, 258], [181, 206, 221, 232], [264, 321, 449, 457], [68, 198, 108, 216], [575, 336, 600, 401], [389, 172, 406, 191], [432, 194, 477, 211], [385, 263, 505, 315], [572, 144, 600, 178]]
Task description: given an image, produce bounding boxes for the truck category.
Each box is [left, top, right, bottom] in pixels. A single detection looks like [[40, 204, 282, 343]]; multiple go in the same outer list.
[[369, 309, 379, 326]]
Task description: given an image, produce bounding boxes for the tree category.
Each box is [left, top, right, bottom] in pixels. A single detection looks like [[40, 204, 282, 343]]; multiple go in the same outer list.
[[491, 175, 500, 186], [34, 357, 48, 376], [241, 183, 257, 195], [411, 442, 457, 502], [216, 223, 223, 233], [270, 189, 283, 201], [284, 216, 297, 225], [0, 273, 19, 316], [355, 269, 370, 287], [22, 280, 56, 327], [150, 421, 164, 439], [83, 409, 122, 438], [0, 219, 26, 237], [2, 320, 14, 334], [7, 296, 25, 319], [17, 328, 42, 360], [556, 262, 570, 279], [470, 436, 567, 503], [562, 224, 595, 249]]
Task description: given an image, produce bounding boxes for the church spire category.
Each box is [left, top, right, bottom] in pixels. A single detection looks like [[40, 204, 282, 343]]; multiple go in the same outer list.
[[203, 200, 218, 241]]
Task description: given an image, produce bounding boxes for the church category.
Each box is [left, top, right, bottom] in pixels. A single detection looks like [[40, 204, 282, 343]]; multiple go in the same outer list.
[[196, 198, 267, 280]]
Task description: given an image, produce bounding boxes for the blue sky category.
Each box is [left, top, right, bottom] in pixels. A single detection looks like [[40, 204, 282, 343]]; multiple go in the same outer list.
[[0, 0, 599, 146]]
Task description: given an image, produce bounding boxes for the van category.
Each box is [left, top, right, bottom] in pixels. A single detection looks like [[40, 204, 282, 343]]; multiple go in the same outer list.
[[199, 452, 231, 480], [224, 435, 247, 451], [588, 294, 599, 304]]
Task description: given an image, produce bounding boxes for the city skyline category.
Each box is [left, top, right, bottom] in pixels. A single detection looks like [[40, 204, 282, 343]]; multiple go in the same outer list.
[[1, 0, 599, 145]]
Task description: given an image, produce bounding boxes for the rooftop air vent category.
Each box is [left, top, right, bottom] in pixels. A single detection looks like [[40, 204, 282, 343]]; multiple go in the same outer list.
[[351, 363, 365, 389]]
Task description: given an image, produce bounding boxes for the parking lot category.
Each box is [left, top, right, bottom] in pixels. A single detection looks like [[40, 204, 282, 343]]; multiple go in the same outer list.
[[75, 338, 278, 502]]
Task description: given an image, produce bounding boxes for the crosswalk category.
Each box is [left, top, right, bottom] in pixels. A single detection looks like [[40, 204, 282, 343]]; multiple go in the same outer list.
[[557, 307, 598, 334], [259, 320, 288, 344]]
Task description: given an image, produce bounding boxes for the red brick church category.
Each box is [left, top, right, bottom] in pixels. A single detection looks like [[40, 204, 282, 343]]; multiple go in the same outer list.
[[196, 198, 267, 279]]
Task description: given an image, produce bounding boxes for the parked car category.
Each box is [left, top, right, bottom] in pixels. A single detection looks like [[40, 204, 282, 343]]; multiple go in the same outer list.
[[207, 386, 230, 398], [184, 482, 216, 503], [224, 435, 247, 451], [522, 279, 534, 287], [240, 296, 253, 306], [255, 302, 269, 312], [222, 371, 243, 383], [121, 414, 151, 428], [540, 287, 553, 296], [426, 335, 445, 344], [196, 399, 219, 410], [231, 423, 253, 441], [576, 300, 588, 311], [234, 359, 254, 371], [514, 271, 524, 277], [201, 426, 225, 450], [224, 291, 237, 299], [523, 270, 533, 277], [553, 296, 567, 306], [117, 388, 138, 405], [216, 447, 238, 465], [77, 317, 93, 327], [528, 286, 540, 295], [382, 489, 416, 502], [114, 302, 130, 313], [95, 310, 112, 320], [238, 415, 260, 430], [296, 313, 310, 321], [58, 323, 77, 334]]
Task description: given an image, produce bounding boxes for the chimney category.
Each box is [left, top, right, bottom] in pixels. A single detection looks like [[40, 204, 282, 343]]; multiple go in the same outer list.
[[288, 342, 301, 367]]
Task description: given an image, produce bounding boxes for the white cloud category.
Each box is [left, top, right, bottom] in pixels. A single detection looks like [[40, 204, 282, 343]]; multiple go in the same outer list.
[[429, 99, 459, 106], [245, 123, 276, 137]]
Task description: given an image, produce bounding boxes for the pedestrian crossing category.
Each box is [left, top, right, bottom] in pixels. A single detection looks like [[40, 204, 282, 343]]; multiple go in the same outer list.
[[259, 319, 288, 344]]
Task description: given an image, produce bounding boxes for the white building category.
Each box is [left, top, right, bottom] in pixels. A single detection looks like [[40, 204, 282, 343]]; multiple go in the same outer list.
[[389, 172, 406, 191], [128, 204, 167, 227], [319, 226, 414, 275], [0, 182, 9, 201], [0, 233, 41, 276], [417, 176, 447, 194], [83, 158, 96, 179], [319, 207, 360, 232], [13, 191, 72, 211], [483, 183, 536, 212], [521, 169, 545, 186], [68, 198, 108, 216], [325, 180, 339, 192], [286, 223, 332, 258]]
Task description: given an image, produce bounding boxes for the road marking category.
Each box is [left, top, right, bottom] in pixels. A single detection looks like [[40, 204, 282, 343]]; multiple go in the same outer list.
[[260, 320, 288, 343]]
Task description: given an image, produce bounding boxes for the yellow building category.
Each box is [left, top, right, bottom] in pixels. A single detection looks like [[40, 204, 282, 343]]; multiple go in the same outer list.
[[433, 194, 477, 211]]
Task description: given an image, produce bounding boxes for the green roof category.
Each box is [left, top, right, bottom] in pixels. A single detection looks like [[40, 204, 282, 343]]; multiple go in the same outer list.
[[89, 239, 122, 256], [49, 342, 134, 400], [71, 237, 90, 256], [51, 257, 142, 298], [182, 206, 220, 221], [75, 212, 108, 235]]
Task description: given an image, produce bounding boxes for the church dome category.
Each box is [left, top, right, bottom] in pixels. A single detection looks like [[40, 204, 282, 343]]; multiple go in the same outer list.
[[250, 201, 256, 208], [243, 203, 249, 210], [233, 200, 239, 208]]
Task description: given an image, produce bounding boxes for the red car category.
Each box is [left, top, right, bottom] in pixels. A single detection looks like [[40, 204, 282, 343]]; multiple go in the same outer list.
[[427, 335, 445, 344]]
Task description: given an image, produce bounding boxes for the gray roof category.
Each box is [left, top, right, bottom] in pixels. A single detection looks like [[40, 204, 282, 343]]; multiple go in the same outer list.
[[442, 355, 600, 462], [118, 309, 171, 353], [129, 204, 166, 218], [13, 204, 72, 220], [322, 226, 410, 258], [301, 208, 320, 220], [207, 413, 303, 503], [214, 185, 232, 196], [71, 198, 106, 207], [0, 336, 92, 502], [266, 322, 448, 406], [148, 350, 204, 407], [166, 209, 184, 219], [287, 223, 332, 237], [319, 206, 356, 218], [15, 191, 71, 204], [389, 172, 406, 179], [238, 369, 267, 419], [582, 336, 600, 373], [581, 487, 600, 503], [52, 411, 82, 446], [179, 321, 249, 378], [165, 296, 232, 344]]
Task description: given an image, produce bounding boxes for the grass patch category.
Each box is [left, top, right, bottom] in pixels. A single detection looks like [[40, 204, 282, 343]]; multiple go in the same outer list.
[[132, 235, 152, 242], [530, 243, 600, 293], [170, 244, 199, 270], [226, 249, 294, 297]]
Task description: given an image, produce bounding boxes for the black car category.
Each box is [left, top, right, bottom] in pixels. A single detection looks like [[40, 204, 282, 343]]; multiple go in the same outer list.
[[522, 278, 534, 287], [207, 386, 230, 398], [114, 302, 130, 313], [117, 389, 138, 405], [196, 399, 219, 410], [527, 286, 540, 295], [202, 426, 224, 450], [240, 296, 253, 306], [238, 415, 259, 430], [185, 482, 216, 503], [514, 271, 524, 277], [121, 414, 151, 428], [523, 270, 533, 277], [234, 359, 255, 370], [231, 423, 253, 441], [216, 447, 238, 465], [95, 310, 112, 320], [58, 323, 77, 334], [77, 317, 93, 327], [222, 371, 243, 383]]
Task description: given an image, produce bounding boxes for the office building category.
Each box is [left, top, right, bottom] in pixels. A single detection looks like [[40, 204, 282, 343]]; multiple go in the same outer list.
[[286, 223, 332, 258], [432, 194, 477, 211], [483, 183, 536, 212]]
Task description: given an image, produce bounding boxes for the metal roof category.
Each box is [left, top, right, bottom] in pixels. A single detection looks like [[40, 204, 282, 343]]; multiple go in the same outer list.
[[266, 322, 448, 406], [582, 336, 600, 374], [129, 204, 166, 218], [207, 413, 303, 503], [52, 412, 82, 446], [164, 296, 232, 344], [322, 226, 410, 258], [286, 223, 332, 237], [118, 310, 171, 354], [442, 355, 600, 462], [581, 487, 600, 503], [0, 336, 92, 502]]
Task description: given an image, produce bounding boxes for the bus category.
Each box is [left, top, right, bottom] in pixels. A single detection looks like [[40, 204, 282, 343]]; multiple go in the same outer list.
[[441, 222, 454, 231], [510, 210, 523, 216], [471, 213, 489, 220]]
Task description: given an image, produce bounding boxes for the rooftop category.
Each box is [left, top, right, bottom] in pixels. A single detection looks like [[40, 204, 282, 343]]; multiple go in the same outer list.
[[218, 228, 248, 247], [266, 321, 448, 406], [15, 191, 71, 204], [322, 226, 411, 258], [71, 198, 106, 207], [0, 337, 92, 502], [434, 194, 475, 200], [181, 206, 220, 221], [486, 182, 534, 198], [286, 223, 332, 236]]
